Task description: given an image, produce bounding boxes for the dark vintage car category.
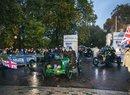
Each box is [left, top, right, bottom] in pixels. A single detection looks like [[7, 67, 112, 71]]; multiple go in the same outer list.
[[93, 47, 121, 67]]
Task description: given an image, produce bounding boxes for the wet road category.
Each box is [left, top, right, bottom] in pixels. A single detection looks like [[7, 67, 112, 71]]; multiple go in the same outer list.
[[0, 57, 130, 91]]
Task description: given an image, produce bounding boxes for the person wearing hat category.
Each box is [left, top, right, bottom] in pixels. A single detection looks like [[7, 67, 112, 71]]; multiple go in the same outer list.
[[68, 47, 76, 68]]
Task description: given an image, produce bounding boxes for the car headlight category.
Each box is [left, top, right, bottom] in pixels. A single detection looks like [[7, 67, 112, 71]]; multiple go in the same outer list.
[[32, 64, 37, 68], [57, 65, 61, 69]]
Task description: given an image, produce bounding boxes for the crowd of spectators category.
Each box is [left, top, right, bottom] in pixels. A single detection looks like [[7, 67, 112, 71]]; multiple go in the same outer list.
[[0, 48, 49, 55], [0, 47, 77, 68], [0, 47, 76, 59]]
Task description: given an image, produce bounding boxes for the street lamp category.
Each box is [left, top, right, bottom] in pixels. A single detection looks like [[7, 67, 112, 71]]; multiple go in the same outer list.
[[14, 35, 17, 49], [14, 35, 17, 39]]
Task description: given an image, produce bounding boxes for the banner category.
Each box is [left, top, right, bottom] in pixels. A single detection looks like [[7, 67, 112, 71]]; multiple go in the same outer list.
[[112, 32, 125, 50], [8, 55, 36, 65]]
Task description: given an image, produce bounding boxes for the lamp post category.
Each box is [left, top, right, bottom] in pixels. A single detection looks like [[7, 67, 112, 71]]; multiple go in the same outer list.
[[19, 23, 25, 50], [115, 16, 117, 32], [14, 35, 17, 50]]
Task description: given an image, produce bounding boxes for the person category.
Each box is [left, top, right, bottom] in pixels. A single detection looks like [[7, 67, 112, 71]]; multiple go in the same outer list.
[[44, 48, 51, 64], [46, 52, 62, 72], [115, 46, 123, 63], [78, 47, 83, 57], [92, 47, 99, 57], [85, 47, 93, 57], [47, 55, 62, 71], [19, 49, 25, 55], [54, 47, 60, 55], [15, 49, 19, 55], [123, 46, 130, 82], [60, 47, 68, 58], [68, 47, 76, 68], [0, 50, 8, 64], [123, 46, 130, 72], [1, 50, 8, 60]]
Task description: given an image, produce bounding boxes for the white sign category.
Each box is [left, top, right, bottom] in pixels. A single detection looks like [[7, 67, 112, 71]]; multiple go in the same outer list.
[[112, 32, 125, 50], [64, 35, 78, 57]]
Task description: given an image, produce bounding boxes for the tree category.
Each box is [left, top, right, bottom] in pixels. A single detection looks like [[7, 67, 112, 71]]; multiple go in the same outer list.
[[77, 0, 97, 24], [42, 0, 96, 47], [87, 25, 106, 48], [76, 0, 97, 46], [0, 0, 97, 48], [19, 0, 48, 48], [104, 3, 130, 32], [0, 0, 47, 48], [23, 19, 48, 48], [78, 25, 90, 45], [0, 0, 23, 48], [42, 0, 78, 46]]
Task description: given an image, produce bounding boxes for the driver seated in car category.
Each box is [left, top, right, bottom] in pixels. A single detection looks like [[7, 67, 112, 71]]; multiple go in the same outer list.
[[47, 55, 62, 71]]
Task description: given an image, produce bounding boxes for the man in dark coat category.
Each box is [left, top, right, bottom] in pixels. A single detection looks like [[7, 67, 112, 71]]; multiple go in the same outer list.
[[68, 47, 76, 68], [44, 48, 51, 64], [61, 47, 68, 58]]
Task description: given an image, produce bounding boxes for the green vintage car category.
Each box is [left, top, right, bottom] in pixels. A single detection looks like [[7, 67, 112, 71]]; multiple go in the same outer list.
[[42, 57, 73, 79]]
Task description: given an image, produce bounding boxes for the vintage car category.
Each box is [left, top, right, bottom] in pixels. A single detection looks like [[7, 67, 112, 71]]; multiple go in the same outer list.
[[42, 55, 73, 79], [93, 47, 121, 67]]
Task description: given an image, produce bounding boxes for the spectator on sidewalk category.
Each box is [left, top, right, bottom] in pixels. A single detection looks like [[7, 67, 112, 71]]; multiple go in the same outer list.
[[0, 50, 8, 64], [60, 47, 68, 58], [115, 46, 123, 62], [123, 46, 130, 72]]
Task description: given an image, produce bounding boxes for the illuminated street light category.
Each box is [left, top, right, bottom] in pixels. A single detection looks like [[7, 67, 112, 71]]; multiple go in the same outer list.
[[14, 35, 17, 39], [13, 35, 17, 49]]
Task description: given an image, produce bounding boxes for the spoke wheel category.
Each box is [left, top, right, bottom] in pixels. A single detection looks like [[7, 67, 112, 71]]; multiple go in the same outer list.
[[93, 57, 99, 67], [66, 64, 73, 80]]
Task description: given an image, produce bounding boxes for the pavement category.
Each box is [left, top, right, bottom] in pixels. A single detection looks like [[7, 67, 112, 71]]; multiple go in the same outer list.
[[0, 57, 130, 95], [0, 86, 129, 95]]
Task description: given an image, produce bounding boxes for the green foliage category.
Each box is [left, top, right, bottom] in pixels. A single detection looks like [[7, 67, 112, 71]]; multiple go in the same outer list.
[[24, 19, 48, 48], [42, 0, 96, 46], [87, 25, 106, 48], [0, 0, 23, 48], [79, 25, 90, 44], [77, 0, 97, 23], [0, 0, 97, 48], [42, 0, 79, 46]]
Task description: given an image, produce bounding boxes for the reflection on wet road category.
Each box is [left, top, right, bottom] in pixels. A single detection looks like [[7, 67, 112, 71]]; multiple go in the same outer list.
[[0, 58, 130, 91]]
